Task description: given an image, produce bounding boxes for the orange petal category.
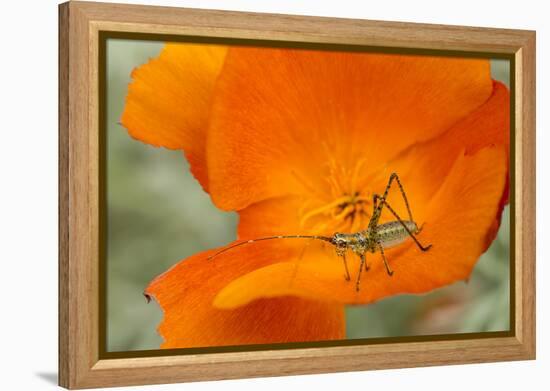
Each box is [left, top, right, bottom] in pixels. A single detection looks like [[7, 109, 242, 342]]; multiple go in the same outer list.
[[214, 146, 506, 307], [207, 48, 493, 210], [121, 43, 227, 188], [448, 81, 510, 156], [237, 195, 307, 238], [145, 245, 344, 348], [440, 80, 510, 246], [374, 80, 510, 243], [236, 81, 509, 248]]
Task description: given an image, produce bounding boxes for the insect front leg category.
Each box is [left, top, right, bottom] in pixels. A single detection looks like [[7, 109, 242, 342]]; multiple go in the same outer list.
[[355, 253, 367, 292], [340, 252, 351, 281]]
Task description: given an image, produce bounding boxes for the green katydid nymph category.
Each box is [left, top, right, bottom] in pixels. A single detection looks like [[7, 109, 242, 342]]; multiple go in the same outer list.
[[208, 173, 432, 291]]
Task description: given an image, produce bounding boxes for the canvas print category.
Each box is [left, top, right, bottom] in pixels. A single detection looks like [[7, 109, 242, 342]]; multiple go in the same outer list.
[[105, 38, 511, 352]]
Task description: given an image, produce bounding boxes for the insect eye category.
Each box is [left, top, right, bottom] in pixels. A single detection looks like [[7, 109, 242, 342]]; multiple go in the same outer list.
[[332, 233, 349, 248]]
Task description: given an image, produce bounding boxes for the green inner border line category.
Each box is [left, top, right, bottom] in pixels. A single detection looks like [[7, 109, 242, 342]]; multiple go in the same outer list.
[[98, 30, 516, 360]]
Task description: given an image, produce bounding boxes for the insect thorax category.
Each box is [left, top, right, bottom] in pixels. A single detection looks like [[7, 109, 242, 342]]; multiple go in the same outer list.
[[333, 232, 372, 255]]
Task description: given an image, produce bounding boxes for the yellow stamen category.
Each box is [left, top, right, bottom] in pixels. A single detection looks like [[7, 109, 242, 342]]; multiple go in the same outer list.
[[332, 204, 355, 221], [298, 156, 375, 233], [299, 195, 351, 227]]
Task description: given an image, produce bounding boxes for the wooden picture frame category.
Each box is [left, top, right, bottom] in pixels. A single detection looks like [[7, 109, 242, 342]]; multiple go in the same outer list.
[[59, 1, 536, 389]]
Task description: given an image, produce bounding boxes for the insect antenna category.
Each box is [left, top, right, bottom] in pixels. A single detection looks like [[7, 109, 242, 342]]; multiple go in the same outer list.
[[207, 235, 334, 260]]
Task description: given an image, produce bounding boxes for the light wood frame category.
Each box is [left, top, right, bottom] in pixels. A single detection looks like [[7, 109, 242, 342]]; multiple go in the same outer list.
[[59, 1, 536, 389]]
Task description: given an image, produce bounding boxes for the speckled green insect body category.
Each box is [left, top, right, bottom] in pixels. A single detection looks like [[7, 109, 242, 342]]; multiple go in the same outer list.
[[333, 220, 420, 258], [330, 173, 431, 290], [332, 219, 426, 291], [209, 173, 432, 291]]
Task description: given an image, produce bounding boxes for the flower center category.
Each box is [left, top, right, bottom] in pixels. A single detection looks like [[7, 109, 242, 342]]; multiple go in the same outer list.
[[299, 191, 372, 234], [297, 157, 373, 234], [337, 191, 370, 223]]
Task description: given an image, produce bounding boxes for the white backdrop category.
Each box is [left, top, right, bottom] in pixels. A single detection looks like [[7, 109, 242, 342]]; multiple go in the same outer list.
[[0, 0, 546, 390]]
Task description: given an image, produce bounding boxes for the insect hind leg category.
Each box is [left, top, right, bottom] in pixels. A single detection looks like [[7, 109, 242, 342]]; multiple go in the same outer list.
[[355, 253, 367, 291], [375, 173, 415, 223], [373, 194, 432, 252]]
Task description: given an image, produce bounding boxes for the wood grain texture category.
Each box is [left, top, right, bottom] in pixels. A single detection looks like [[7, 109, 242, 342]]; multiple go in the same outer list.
[[516, 33, 536, 355], [58, 3, 70, 387], [58, 1, 536, 389]]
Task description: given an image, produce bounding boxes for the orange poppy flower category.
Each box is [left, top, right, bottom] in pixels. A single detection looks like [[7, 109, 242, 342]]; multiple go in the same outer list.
[[121, 43, 509, 349]]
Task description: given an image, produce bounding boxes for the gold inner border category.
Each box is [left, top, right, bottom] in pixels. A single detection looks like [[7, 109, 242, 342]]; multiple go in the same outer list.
[[98, 31, 516, 360]]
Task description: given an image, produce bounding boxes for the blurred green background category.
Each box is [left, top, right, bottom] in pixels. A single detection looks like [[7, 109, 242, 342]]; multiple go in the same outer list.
[[106, 39, 511, 352]]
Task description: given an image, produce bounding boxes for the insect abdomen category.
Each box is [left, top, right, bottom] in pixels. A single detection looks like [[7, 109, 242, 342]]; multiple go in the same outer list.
[[377, 220, 418, 249]]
